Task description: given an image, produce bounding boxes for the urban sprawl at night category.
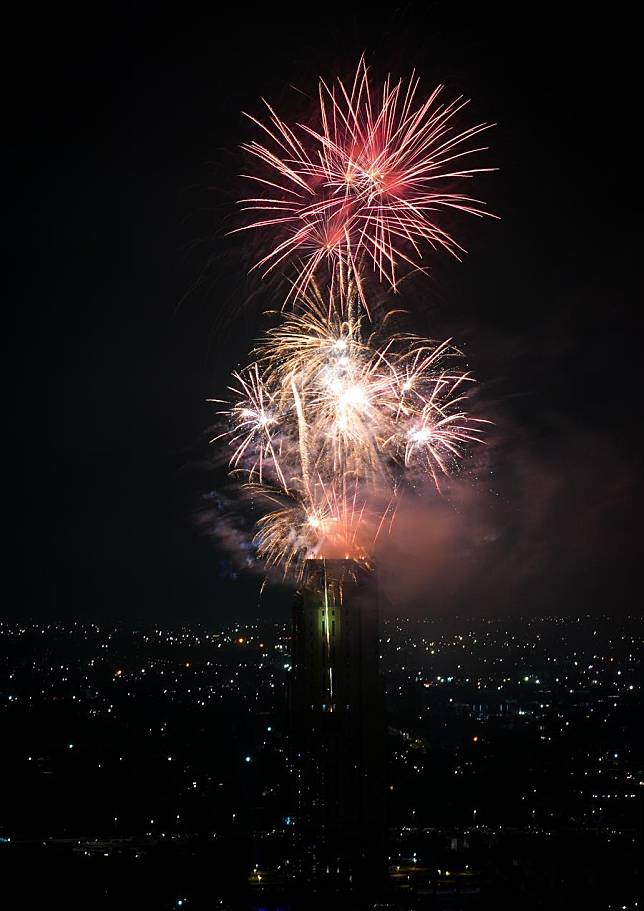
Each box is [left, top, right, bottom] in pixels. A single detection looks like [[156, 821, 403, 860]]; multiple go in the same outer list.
[[1, 615, 640, 909]]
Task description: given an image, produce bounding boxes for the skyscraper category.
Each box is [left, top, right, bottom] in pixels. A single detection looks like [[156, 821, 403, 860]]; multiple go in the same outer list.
[[289, 558, 385, 888]]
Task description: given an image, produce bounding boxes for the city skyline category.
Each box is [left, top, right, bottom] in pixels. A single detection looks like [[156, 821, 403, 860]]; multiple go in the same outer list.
[[1, 613, 640, 907]]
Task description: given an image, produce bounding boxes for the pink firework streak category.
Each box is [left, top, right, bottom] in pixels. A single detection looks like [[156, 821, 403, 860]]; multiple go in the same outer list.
[[234, 57, 497, 304]]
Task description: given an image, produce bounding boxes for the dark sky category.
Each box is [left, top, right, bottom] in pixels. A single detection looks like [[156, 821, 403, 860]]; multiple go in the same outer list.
[[9, 4, 642, 624]]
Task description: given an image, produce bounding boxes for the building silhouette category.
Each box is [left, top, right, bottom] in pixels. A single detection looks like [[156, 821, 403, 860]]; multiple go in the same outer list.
[[289, 558, 385, 891]]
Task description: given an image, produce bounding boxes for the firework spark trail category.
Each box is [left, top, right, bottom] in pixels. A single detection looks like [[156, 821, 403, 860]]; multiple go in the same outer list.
[[233, 57, 496, 302], [216, 283, 489, 578], [210, 364, 289, 491]]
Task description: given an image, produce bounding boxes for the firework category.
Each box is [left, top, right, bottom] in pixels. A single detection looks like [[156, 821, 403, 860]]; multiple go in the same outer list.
[[234, 57, 496, 301], [211, 61, 495, 580], [215, 283, 488, 578]]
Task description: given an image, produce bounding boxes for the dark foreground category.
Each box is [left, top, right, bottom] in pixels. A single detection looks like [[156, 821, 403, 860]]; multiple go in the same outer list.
[[1, 615, 641, 909]]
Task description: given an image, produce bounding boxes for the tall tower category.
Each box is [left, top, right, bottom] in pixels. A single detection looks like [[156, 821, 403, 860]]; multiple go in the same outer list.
[[289, 558, 385, 888]]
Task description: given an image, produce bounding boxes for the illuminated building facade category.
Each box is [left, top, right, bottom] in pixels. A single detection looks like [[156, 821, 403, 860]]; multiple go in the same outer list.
[[289, 558, 385, 887]]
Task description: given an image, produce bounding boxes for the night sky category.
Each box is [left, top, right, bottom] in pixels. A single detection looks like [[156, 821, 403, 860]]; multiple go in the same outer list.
[[10, 5, 642, 624]]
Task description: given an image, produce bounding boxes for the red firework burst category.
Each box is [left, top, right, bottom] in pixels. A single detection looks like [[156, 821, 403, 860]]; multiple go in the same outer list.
[[234, 57, 496, 302]]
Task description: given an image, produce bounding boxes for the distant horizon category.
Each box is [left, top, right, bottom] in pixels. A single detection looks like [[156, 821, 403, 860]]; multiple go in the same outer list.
[[5, 612, 642, 629]]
